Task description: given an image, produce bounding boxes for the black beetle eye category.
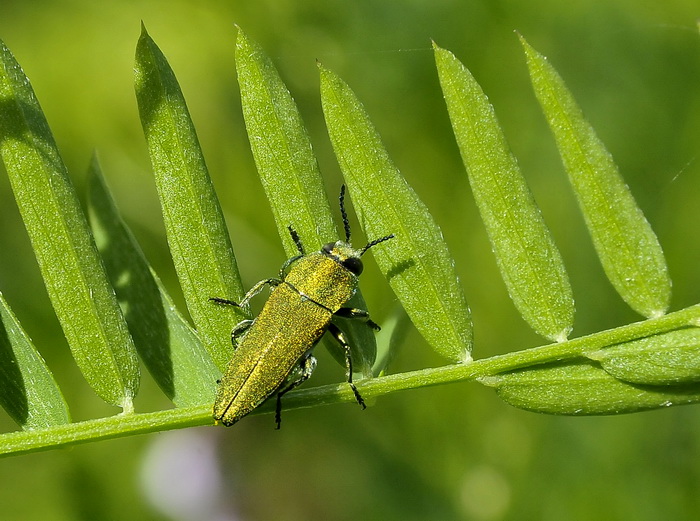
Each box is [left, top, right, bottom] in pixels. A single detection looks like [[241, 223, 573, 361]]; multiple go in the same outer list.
[[343, 256, 363, 275], [322, 242, 336, 254]]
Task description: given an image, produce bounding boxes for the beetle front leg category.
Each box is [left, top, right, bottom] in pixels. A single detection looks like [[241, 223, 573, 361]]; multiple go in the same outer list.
[[333, 307, 381, 331], [210, 277, 281, 309], [275, 354, 317, 429], [327, 323, 367, 410]]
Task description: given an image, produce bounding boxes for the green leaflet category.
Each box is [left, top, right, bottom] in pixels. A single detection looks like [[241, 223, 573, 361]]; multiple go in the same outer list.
[[234, 29, 376, 376], [588, 329, 700, 385], [0, 38, 139, 409], [434, 43, 574, 342], [484, 360, 700, 415], [520, 35, 671, 318], [134, 25, 245, 371], [372, 307, 411, 377], [0, 292, 70, 429], [87, 156, 219, 406], [235, 28, 337, 253], [320, 64, 473, 363]]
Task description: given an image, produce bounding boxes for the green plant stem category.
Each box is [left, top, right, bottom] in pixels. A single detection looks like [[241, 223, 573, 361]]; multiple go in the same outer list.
[[2, 303, 698, 458]]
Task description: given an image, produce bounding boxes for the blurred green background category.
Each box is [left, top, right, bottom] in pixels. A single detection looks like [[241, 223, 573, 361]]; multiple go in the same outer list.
[[1, 0, 699, 519]]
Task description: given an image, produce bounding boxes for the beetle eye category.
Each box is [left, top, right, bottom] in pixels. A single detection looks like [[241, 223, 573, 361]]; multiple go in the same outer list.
[[322, 242, 336, 254], [343, 256, 363, 275]]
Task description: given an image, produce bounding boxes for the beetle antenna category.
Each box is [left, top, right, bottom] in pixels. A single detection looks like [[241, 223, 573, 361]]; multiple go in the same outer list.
[[360, 234, 395, 256], [287, 226, 305, 255], [339, 185, 351, 242]]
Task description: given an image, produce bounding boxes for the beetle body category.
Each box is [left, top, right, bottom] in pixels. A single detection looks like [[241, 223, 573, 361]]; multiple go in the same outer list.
[[212, 186, 393, 427]]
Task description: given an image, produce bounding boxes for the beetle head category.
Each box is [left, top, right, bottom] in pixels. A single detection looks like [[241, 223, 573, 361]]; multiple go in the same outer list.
[[321, 185, 395, 275]]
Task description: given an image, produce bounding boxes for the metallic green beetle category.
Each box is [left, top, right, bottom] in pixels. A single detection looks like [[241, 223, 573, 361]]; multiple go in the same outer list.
[[211, 186, 394, 427]]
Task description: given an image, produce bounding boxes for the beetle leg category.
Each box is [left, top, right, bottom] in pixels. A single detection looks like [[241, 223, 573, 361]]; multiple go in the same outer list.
[[230, 319, 253, 348], [210, 277, 281, 309], [278, 254, 304, 280], [274, 354, 317, 429], [327, 323, 367, 410], [333, 307, 381, 331]]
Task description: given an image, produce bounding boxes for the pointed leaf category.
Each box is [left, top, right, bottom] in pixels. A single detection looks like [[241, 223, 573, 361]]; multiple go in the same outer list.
[[484, 360, 700, 415], [0, 292, 70, 429], [520, 35, 671, 318], [235, 29, 377, 376], [320, 64, 472, 363], [134, 25, 245, 370], [235, 28, 337, 253], [0, 38, 139, 409], [372, 307, 411, 377], [435, 43, 574, 342], [87, 156, 219, 406], [588, 329, 700, 385]]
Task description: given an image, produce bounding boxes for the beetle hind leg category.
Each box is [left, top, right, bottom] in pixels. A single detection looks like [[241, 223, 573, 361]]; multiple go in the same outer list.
[[275, 354, 317, 429], [327, 323, 367, 410]]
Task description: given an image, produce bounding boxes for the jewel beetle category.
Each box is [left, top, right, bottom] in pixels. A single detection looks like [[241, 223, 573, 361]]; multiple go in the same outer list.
[[211, 186, 394, 428]]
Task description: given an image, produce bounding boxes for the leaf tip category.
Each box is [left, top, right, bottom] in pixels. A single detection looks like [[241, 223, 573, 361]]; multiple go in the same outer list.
[[317, 61, 333, 84], [234, 24, 248, 48], [517, 34, 541, 62], [137, 21, 155, 52]]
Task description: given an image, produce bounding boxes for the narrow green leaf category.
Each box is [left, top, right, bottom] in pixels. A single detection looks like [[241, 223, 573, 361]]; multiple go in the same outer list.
[[520, 35, 671, 318], [0, 38, 139, 409], [87, 156, 219, 406], [434, 43, 574, 342], [235, 29, 377, 376], [0, 292, 70, 429], [235, 28, 336, 254], [320, 65, 472, 362], [372, 306, 411, 377], [587, 329, 700, 385], [483, 360, 700, 415], [134, 25, 245, 371]]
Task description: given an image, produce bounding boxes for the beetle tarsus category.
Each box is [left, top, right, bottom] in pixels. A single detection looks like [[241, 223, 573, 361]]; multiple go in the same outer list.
[[328, 322, 367, 409], [350, 383, 367, 409], [209, 297, 241, 307]]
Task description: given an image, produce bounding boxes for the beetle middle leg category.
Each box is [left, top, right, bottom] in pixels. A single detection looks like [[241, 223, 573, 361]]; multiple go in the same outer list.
[[275, 354, 317, 429], [333, 307, 381, 331], [327, 322, 367, 410], [230, 319, 253, 348]]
